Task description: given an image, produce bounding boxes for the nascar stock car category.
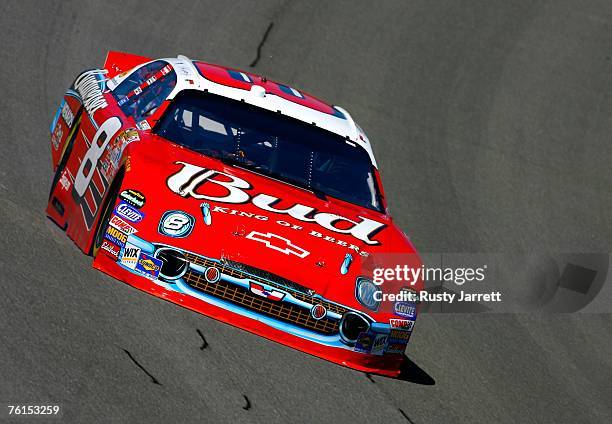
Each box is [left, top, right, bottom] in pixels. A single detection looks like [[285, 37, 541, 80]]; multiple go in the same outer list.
[[46, 51, 423, 377]]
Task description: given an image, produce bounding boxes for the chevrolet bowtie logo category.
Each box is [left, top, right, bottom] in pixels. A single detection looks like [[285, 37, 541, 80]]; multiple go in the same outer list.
[[245, 231, 310, 258]]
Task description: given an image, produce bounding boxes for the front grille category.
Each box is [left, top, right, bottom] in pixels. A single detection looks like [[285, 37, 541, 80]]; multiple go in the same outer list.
[[224, 260, 311, 294], [183, 252, 350, 316], [183, 270, 339, 334]]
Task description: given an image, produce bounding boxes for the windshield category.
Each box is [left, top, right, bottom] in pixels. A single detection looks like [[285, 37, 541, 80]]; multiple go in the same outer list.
[[154, 90, 384, 212]]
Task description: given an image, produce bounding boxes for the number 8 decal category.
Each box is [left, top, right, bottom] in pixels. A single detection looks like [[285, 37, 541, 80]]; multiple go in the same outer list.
[[74, 116, 122, 197], [159, 210, 195, 238], [165, 215, 190, 230]]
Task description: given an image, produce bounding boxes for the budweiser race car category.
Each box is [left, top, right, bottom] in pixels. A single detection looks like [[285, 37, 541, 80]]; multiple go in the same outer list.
[[47, 51, 422, 377]]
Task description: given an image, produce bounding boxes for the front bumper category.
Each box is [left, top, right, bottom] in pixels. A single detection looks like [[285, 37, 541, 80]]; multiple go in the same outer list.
[[93, 234, 413, 377]]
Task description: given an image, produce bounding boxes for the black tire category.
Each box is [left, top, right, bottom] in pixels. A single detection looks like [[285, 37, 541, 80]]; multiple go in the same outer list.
[[90, 170, 124, 256]]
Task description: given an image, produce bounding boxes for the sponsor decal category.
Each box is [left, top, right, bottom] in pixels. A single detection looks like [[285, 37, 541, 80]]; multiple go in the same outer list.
[[385, 340, 408, 354], [115, 201, 144, 223], [307, 230, 369, 257], [245, 231, 309, 258], [109, 214, 137, 235], [249, 282, 285, 301], [61, 102, 74, 128], [108, 128, 140, 173], [51, 123, 63, 150], [354, 331, 375, 353], [394, 301, 417, 319], [208, 205, 370, 256], [120, 243, 141, 269], [389, 329, 411, 341], [311, 304, 327, 320], [121, 128, 140, 143], [158, 210, 194, 238], [99, 128, 140, 181], [385, 328, 411, 354], [140, 259, 158, 271], [371, 334, 389, 356], [59, 169, 71, 191], [389, 319, 415, 331], [100, 240, 120, 259], [134, 252, 162, 280], [166, 161, 386, 245], [136, 120, 151, 130], [120, 189, 145, 208], [104, 225, 128, 247], [99, 156, 112, 179], [210, 205, 268, 221], [107, 145, 122, 170], [74, 70, 108, 115]]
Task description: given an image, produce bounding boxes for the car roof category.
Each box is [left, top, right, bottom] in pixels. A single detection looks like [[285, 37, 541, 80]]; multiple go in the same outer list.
[[109, 55, 377, 167]]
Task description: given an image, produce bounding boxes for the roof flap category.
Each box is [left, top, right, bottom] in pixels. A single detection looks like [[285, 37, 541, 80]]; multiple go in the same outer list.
[[103, 51, 152, 78]]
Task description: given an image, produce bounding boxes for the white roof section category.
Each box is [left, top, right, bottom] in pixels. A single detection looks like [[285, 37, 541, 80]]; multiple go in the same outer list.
[[109, 55, 378, 167]]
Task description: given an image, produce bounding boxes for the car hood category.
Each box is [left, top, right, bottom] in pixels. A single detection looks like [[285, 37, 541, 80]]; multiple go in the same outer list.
[[123, 135, 418, 303]]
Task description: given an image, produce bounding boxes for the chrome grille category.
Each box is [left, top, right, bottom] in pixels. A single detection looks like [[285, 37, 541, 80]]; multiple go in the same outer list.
[[183, 270, 339, 334], [183, 252, 349, 316]]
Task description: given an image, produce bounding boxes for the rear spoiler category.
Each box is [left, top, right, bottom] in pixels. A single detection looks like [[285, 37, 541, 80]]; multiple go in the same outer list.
[[103, 51, 152, 78]]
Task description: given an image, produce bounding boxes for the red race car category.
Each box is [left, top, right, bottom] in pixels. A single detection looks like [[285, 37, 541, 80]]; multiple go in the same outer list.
[[47, 51, 422, 377]]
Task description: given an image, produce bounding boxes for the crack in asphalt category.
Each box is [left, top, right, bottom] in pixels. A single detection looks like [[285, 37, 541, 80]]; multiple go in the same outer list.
[[123, 349, 162, 385], [399, 408, 415, 423], [194, 329, 251, 412], [364, 372, 416, 422], [242, 395, 251, 411], [249, 22, 274, 67], [196, 329, 209, 350]]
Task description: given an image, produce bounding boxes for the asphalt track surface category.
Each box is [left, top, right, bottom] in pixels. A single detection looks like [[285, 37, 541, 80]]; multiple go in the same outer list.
[[1, 1, 612, 423]]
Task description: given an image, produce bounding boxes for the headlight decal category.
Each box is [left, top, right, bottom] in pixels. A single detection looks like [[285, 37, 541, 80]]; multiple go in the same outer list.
[[355, 277, 381, 311]]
